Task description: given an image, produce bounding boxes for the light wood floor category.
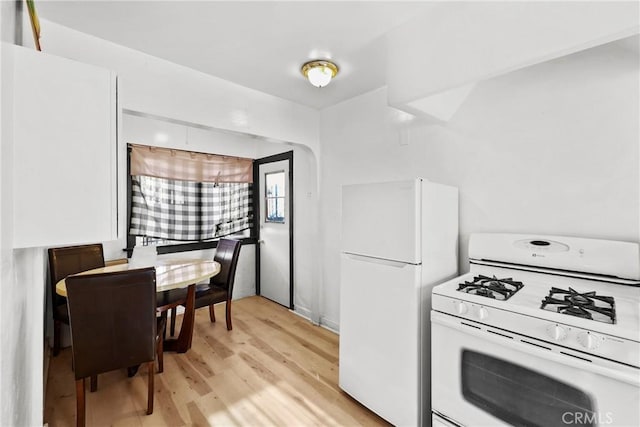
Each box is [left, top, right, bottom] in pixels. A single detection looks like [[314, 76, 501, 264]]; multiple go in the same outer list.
[[44, 296, 390, 426]]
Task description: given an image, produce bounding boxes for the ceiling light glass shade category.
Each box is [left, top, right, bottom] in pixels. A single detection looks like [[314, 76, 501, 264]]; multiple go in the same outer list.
[[307, 67, 333, 87], [301, 60, 339, 88]]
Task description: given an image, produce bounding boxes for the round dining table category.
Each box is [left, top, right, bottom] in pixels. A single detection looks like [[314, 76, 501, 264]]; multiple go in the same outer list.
[[56, 259, 221, 353]]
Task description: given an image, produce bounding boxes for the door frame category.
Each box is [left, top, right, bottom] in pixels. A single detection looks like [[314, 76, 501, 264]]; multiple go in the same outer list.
[[253, 150, 294, 309]]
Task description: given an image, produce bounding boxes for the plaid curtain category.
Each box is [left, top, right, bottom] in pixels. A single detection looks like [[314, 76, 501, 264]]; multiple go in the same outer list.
[[130, 175, 253, 241]]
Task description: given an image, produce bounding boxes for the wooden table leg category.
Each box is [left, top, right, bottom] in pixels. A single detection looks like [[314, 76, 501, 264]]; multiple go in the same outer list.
[[163, 284, 195, 353], [76, 378, 85, 427]]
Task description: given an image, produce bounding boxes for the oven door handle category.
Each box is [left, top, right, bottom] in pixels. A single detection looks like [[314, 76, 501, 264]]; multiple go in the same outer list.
[[432, 311, 640, 386]]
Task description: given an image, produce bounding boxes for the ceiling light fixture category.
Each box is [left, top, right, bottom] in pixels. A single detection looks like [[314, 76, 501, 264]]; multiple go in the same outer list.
[[301, 60, 339, 88]]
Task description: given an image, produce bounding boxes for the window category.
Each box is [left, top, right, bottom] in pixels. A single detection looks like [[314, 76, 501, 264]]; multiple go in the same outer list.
[[127, 144, 254, 251], [265, 171, 285, 223], [130, 176, 252, 241]]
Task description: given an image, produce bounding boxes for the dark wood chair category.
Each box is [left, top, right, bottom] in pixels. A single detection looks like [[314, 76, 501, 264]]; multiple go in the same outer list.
[[66, 267, 162, 427], [48, 244, 105, 356], [166, 239, 242, 334]]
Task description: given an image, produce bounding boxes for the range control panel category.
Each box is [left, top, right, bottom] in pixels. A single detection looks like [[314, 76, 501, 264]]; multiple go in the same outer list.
[[432, 296, 639, 369]]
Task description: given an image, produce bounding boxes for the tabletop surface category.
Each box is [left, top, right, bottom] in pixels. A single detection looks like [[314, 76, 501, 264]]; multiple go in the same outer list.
[[55, 259, 221, 297]]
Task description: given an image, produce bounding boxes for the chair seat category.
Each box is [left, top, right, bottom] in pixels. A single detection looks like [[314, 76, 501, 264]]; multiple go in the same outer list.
[[156, 284, 229, 311], [156, 288, 187, 311], [193, 284, 228, 309]]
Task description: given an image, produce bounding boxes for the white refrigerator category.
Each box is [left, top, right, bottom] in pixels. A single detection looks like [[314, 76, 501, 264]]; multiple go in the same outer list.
[[339, 178, 458, 427]]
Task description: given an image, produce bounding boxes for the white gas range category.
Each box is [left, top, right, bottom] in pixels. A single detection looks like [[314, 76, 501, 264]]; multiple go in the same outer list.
[[431, 233, 640, 427]]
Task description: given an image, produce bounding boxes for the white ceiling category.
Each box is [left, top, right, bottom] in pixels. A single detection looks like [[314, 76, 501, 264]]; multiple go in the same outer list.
[[36, 1, 435, 109]]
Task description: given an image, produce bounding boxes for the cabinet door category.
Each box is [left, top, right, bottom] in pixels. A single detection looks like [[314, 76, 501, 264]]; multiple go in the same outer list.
[[13, 46, 117, 248]]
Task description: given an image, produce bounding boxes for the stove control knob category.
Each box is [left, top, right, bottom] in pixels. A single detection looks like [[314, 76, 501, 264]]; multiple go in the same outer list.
[[546, 324, 567, 341], [456, 302, 468, 315], [577, 332, 602, 350], [478, 307, 489, 320]]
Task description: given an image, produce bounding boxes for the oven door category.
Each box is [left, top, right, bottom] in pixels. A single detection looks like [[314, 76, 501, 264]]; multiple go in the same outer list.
[[431, 310, 640, 427]]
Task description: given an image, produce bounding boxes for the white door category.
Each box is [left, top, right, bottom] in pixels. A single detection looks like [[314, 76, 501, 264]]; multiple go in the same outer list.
[[258, 157, 291, 307]]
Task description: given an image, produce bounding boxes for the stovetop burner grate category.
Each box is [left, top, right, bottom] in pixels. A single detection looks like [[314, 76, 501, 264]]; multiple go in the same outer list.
[[540, 287, 616, 324], [457, 275, 524, 301]]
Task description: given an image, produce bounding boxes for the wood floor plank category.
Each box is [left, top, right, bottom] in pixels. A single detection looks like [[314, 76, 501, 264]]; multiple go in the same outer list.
[[84, 371, 141, 426], [185, 400, 212, 427], [217, 304, 382, 425], [195, 323, 236, 359], [258, 317, 339, 364], [188, 384, 234, 426], [244, 335, 375, 425], [209, 369, 278, 426], [184, 348, 216, 379], [44, 296, 390, 427], [141, 374, 188, 427], [233, 314, 342, 394], [172, 355, 213, 397], [229, 353, 325, 426]]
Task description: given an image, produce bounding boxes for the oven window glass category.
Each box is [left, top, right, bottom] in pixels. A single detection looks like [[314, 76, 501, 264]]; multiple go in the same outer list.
[[461, 350, 595, 427]]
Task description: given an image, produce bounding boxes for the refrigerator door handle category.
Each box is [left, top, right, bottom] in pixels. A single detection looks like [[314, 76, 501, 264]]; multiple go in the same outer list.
[[343, 252, 420, 268]]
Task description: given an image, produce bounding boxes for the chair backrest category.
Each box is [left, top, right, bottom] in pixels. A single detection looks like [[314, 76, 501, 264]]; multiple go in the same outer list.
[[211, 239, 242, 294], [65, 267, 157, 380], [48, 244, 105, 307]]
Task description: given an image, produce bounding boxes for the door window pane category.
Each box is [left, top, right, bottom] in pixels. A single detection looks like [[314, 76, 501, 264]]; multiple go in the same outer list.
[[265, 171, 285, 223]]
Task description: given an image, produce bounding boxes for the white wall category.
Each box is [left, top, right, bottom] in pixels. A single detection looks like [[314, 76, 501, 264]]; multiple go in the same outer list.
[[319, 38, 639, 327], [1, 3, 44, 426], [387, 1, 639, 105], [0, 1, 45, 426]]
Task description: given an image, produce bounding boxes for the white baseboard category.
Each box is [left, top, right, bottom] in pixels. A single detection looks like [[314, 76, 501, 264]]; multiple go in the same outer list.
[[290, 307, 339, 334], [233, 289, 256, 300], [292, 306, 315, 323], [319, 316, 339, 334]]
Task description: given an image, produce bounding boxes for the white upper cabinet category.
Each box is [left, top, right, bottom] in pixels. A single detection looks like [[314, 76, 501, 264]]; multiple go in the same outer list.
[[12, 45, 117, 248]]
